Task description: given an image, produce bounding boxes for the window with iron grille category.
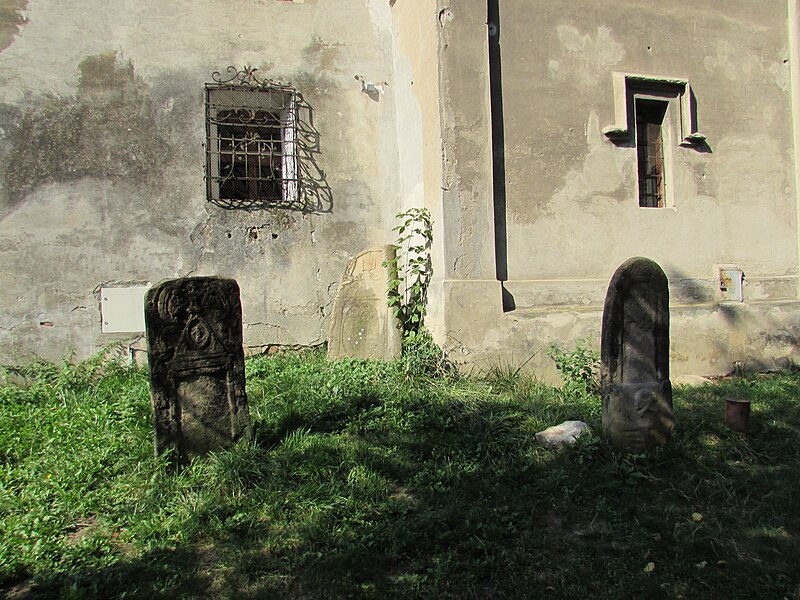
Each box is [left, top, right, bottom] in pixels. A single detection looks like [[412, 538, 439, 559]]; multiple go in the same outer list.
[[205, 68, 299, 206], [635, 99, 668, 208]]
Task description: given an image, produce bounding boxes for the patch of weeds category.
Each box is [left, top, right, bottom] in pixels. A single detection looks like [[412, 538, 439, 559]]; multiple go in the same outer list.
[[547, 339, 600, 398], [401, 329, 456, 381], [384, 207, 433, 336], [482, 361, 533, 394]]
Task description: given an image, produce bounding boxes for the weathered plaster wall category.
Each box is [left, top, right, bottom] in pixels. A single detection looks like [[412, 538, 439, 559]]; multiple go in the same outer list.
[[436, 1, 497, 282], [389, 0, 447, 340], [501, 0, 795, 290], [426, 1, 507, 369], [4, 0, 797, 380], [436, 0, 800, 380], [0, 0, 402, 363]]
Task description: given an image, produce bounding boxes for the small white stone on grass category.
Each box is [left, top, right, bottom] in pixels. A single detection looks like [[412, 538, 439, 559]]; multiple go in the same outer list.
[[535, 420, 590, 448], [673, 374, 716, 386]]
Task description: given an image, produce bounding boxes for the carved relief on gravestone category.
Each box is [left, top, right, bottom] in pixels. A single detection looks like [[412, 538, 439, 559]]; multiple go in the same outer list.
[[600, 257, 675, 450], [328, 245, 402, 361], [145, 277, 251, 461]]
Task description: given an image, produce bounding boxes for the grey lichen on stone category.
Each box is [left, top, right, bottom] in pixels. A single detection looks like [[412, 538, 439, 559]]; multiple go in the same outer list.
[[600, 257, 676, 450], [145, 276, 251, 463]]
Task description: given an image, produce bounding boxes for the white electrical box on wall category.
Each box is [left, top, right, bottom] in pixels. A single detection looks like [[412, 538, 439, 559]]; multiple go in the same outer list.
[[716, 265, 744, 303], [100, 285, 151, 333]]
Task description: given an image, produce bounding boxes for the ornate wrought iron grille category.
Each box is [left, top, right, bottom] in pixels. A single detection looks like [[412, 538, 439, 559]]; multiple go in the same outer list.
[[205, 67, 300, 208]]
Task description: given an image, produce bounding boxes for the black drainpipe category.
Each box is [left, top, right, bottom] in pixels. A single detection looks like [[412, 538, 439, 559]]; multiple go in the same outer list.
[[487, 0, 513, 310]]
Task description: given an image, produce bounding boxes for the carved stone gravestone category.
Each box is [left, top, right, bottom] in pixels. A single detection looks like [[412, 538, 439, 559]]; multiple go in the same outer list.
[[328, 245, 402, 361], [601, 257, 675, 449], [145, 277, 251, 462]]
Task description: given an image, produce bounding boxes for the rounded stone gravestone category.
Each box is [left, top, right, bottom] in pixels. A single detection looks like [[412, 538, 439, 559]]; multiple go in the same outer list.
[[600, 257, 676, 449]]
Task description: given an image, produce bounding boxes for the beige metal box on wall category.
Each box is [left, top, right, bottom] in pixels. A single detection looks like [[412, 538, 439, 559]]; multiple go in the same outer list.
[[99, 285, 151, 334]]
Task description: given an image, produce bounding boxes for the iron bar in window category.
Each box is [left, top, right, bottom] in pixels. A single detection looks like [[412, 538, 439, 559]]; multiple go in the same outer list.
[[636, 99, 667, 209], [205, 68, 300, 208]]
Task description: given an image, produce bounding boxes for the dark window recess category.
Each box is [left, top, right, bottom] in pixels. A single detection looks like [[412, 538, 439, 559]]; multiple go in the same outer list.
[[205, 74, 298, 207], [636, 99, 667, 208], [217, 108, 283, 201]]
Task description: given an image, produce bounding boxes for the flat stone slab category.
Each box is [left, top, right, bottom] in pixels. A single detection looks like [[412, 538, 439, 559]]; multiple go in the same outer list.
[[328, 245, 402, 361], [145, 276, 251, 462], [536, 420, 591, 448]]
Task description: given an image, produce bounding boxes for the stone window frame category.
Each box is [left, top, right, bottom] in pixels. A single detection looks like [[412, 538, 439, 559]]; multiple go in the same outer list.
[[205, 67, 299, 208], [603, 72, 705, 210]]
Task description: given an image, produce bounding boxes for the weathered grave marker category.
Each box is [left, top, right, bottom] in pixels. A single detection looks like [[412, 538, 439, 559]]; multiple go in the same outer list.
[[600, 257, 675, 449], [145, 277, 251, 462], [328, 245, 402, 361]]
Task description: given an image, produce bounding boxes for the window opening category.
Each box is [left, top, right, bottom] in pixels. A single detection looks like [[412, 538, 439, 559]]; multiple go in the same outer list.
[[205, 67, 299, 207], [636, 99, 667, 208], [603, 73, 707, 211]]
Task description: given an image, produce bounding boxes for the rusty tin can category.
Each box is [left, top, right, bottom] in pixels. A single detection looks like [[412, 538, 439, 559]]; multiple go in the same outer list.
[[724, 397, 751, 433]]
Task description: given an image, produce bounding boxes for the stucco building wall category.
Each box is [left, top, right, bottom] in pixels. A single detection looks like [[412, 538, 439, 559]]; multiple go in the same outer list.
[[502, 0, 795, 286], [0, 0, 402, 362], [1, 0, 799, 381], [389, 0, 447, 341], [427, 0, 800, 381]]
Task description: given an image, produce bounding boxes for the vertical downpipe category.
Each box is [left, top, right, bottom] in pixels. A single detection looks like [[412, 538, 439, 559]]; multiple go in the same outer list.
[[487, 0, 512, 310]]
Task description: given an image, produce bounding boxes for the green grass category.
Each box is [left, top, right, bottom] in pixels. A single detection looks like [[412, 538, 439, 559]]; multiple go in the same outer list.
[[1, 350, 799, 599]]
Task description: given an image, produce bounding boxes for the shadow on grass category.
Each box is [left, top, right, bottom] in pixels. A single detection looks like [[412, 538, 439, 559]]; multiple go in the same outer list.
[[8, 371, 800, 599]]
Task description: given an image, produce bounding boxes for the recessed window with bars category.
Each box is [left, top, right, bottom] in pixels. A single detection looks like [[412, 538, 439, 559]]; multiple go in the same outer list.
[[635, 99, 668, 208], [205, 68, 299, 207]]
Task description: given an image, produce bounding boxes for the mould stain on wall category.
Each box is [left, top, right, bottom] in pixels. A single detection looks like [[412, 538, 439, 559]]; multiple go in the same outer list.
[[550, 24, 624, 87], [0, 52, 170, 214], [0, 0, 27, 51], [302, 36, 342, 74]]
